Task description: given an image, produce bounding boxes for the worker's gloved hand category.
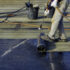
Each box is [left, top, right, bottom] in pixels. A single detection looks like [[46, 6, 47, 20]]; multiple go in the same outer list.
[[51, 0, 58, 8], [44, 9, 49, 16]]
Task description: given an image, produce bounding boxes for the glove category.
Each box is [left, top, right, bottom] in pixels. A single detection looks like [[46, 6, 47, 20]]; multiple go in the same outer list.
[[44, 9, 49, 16], [51, 0, 58, 8]]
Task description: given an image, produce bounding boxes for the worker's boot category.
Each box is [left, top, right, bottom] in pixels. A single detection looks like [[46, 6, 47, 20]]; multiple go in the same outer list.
[[42, 35, 59, 42], [57, 38, 68, 42]]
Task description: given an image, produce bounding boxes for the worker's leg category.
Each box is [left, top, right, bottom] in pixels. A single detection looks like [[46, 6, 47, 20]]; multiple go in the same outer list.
[[47, 0, 68, 41], [48, 20, 59, 39], [58, 18, 67, 39], [48, 8, 62, 39]]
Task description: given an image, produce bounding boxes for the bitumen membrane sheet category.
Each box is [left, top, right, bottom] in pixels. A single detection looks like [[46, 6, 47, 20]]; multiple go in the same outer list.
[[0, 39, 70, 70]]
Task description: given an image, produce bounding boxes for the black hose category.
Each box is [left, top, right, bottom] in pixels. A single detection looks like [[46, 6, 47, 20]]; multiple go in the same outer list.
[[0, 6, 27, 23], [0, 6, 26, 14]]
